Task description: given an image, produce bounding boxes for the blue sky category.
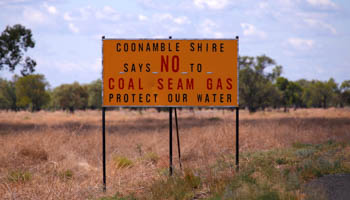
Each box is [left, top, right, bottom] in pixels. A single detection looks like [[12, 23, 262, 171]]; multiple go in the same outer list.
[[1, 0, 349, 88]]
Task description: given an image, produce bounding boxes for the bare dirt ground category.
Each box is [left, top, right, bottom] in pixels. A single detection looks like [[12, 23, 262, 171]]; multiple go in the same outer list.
[[0, 108, 349, 199]]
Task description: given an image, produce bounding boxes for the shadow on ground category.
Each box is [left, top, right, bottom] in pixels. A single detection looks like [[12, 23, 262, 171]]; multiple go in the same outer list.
[[1, 117, 349, 135]]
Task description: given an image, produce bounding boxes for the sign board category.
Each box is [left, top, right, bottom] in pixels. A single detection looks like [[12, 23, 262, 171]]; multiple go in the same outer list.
[[102, 39, 238, 107]]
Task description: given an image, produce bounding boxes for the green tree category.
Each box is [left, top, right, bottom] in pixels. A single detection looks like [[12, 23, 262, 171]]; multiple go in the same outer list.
[[288, 81, 303, 109], [264, 80, 282, 109], [276, 77, 289, 111], [304, 79, 338, 108], [276, 77, 303, 111], [340, 80, 350, 106], [0, 77, 17, 110], [328, 79, 342, 107], [0, 24, 36, 76], [15, 74, 50, 111], [341, 80, 350, 89], [52, 82, 88, 112], [295, 79, 311, 108], [87, 79, 102, 109], [269, 65, 283, 81], [239, 55, 282, 112]]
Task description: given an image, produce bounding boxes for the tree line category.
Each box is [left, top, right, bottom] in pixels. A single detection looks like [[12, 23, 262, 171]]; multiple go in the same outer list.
[[0, 24, 349, 113], [238, 55, 350, 112], [0, 76, 102, 112]]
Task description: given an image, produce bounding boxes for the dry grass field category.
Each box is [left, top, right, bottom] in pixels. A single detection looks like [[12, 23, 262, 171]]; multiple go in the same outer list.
[[0, 108, 350, 199]]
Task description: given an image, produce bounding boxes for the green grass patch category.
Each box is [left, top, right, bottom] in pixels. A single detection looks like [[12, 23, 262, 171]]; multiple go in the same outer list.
[[114, 156, 133, 169], [184, 168, 201, 189], [147, 168, 202, 200], [208, 117, 221, 122], [275, 157, 288, 165], [23, 116, 30, 120], [292, 142, 313, 149], [144, 152, 159, 164], [8, 170, 32, 182], [58, 169, 73, 180]]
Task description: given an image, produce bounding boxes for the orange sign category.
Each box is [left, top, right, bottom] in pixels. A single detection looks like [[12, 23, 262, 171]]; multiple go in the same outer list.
[[102, 39, 238, 107]]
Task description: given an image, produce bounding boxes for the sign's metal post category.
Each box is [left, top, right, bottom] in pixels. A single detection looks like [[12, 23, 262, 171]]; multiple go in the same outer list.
[[174, 108, 182, 169], [236, 107, 239, 171], [235, 35, 240, 172], [102, 107, 106, 191], [168, 35, 174, 176], [169, 107, 173, 176]]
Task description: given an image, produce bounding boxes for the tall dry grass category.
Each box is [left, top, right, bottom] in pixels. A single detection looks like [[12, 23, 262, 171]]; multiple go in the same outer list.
[[0, 108, 349, 199]]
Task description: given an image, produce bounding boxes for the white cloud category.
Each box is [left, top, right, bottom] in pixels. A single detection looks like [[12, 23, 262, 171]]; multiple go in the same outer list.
[[153, 13, 190, 25], [193, 0, 230, 9], [63, 6, 93, 22], [63, 12, 73, 21], [155, 13, 172, 21], [173, 16, 190, 25], [258, 2, 269, 9], [64, 6, 121, 23], [287, 37, 314, 50], [22, 7, 47, 25], [304, 18, 337, 34], [138, 14, 148, 21], [68, 23, 79, 33], [48, 6, 57, 15], [103, 5, 114, 13], [214, 32, 224, 38], [278, 0, 298, 7], [198, 19, 224, 38], [147, 13, 191, 35], [201, 19, 216, 33], [306, 0, 337, 8], [95, 6, 120, 21], [43, 3, 57, 15], [240, 23, 266, 39], [78, 6, 92, 21]]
